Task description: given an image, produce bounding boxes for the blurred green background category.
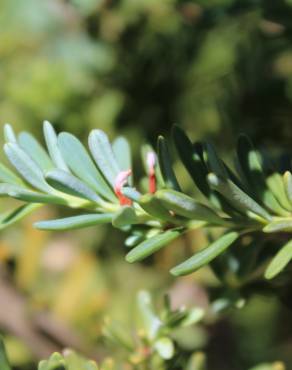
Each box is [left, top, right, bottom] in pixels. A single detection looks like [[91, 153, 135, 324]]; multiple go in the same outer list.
[[1, 0, 292, 369]]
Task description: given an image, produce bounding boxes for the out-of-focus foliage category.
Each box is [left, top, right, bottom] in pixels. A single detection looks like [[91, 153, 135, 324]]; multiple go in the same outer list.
[[1, 0, 292, 145], [1, 0, 292, 370], [0, 337, 286, 370], [0, 295, 286, 370], [103, 289, 206, 368]]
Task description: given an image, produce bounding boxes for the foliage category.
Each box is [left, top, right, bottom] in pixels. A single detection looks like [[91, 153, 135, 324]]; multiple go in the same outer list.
[[103, 290, 205, 369], [0, 291, 286, 370], [1, 122, 292, 301], [3, 0, 292, 145], [0, 289, 206, 370], [2, 1, 292, 369], [0, 339, 285, 370]]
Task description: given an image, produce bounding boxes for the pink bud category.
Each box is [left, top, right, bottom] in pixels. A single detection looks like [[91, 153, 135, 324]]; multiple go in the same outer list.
[[147, 152, 156, 175], [146, 152, 157, 193], [114, 170, 132, 206]]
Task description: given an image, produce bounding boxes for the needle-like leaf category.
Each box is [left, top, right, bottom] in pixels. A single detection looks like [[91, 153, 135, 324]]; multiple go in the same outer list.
[[58, 132, 116, 202], [156, 189, 228, 225], [172, 127, 235, 215], [172, 125, 210, 197], [9, 188, 67, 205], [267, 172, 292, 211], [263, 219, 292, 233], [236, 135, 288, 215], [45, 169, 104, 204], [4, 143, 52, 193], [157, 136, 181, 191], [265, 239, 292, 279], [126, 229, 181, 263], [112, 136, 132, 184], [18, 131, 54, 172], [0, 204, 41, 230], [207, 173, 272, 221], [35, 213, 113, 231], [3, 123, 17, 143], [171, 232, 239, 276], [284, 171, 292, 205], [203, 141, 228, 179], [88, 129, 120, 187], [43, 121, 69, 171]]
